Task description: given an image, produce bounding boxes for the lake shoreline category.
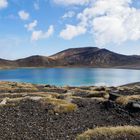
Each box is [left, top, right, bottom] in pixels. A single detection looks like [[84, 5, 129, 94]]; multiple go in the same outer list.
[[1, 66, 140, 70]]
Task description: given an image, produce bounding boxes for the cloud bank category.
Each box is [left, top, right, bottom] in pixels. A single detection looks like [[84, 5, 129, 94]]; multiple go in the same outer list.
[[31, 25, 54, 41], [53, 0, 90, 6], [60, 24, 86, 40], [57, 0, 140, 46]]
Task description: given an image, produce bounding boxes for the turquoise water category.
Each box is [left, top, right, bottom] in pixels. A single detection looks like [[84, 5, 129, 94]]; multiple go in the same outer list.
[[0, 68, 140, 86]]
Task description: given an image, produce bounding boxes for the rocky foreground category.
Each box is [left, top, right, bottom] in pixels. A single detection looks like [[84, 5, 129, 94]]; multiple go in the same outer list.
[[0, 81, 140, 140]]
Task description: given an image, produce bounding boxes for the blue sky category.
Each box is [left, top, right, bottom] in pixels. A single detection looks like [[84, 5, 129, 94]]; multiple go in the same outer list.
[[0, 0, 140, 60]]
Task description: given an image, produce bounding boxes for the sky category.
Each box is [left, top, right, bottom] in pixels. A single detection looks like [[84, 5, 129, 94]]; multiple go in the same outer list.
[[0, 0, 140, 60]]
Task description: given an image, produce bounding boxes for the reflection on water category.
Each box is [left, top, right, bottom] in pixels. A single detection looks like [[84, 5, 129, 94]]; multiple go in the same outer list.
[[0, 68, 140, 86]]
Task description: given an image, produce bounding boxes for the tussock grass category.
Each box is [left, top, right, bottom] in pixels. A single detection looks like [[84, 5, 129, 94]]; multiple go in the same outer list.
[[72, 88, 109, 99], [41, 97, 77, 113], [91, 86, 107, 91], [0, 91, 74, 111], [42, 87, 67, 93], [76, 126, 140, 140], [117, 86, 131, 91], [0, 93, 28, 99], [0, 82, 38, 93], [6, 97, 24, 104], [86, 91, 109, 99], [0, 95, 43, 107], [116, 95, 140, 105], [0, 91, 60, 100], [117, 86, 140, 93], [0, 97, 22, 107]]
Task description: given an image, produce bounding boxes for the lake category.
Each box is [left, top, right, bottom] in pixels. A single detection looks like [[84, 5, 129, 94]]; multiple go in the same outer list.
[[0, 68, 140, 86]]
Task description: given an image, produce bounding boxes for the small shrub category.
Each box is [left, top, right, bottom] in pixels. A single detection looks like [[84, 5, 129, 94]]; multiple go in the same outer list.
[[86, 91, 109, 98], [0, 81, 39, 93], [77, 126, 140, 140], [41, 97, 77, 113], [116, 95, 140, 105]]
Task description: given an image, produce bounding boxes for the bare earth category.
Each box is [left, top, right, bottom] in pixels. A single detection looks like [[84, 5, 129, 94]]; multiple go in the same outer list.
[[0, 81, 139, 140]]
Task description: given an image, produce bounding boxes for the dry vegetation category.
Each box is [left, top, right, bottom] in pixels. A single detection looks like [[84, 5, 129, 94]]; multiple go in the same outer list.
[[0, 81, 38, 93], [116, 95, 140, 105], [71, 88, 109, 99], [0, 81, 139, 139], [0, 89, 77, 114], [77, 126, 140, 140], [40, 97, 77, 113]]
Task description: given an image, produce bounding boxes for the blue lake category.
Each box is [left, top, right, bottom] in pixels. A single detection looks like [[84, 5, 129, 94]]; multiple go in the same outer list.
[[0, 68, 140, 86]]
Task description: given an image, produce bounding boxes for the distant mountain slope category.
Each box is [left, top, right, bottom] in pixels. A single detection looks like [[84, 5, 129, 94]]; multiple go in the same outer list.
[[0, 58, 17, 68], [50, 47, 140, 67], [0, 47, 140, 69], [50, 47, 100, 59], [16, 55, 57, 67]]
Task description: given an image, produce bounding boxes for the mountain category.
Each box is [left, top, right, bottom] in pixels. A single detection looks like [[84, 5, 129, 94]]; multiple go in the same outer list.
[[0, 58, 17, 69], [0, 47, 140, 69], [50, 47, 140, 68], [15, 55, 57, 67]]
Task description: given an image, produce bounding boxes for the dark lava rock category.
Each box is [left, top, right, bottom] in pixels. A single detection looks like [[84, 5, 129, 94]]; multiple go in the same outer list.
[[0, 98, 139, 140]]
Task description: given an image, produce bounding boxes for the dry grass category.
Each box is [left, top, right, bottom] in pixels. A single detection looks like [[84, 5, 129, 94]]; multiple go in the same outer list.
[[0, 81, 38, 93], [117, 86, 131, 91], [0, 93, 44, 107], [86, 91, 109, 99], [71, 88, 109, 99], [6, 97, 24, 104], [28, 92, 59, 98], [90, 86, 107, 91], [116, 95, 140, 105], [0, 95, 45, 107], [0, 97, 23, 107], [42, 87, 67, 93], [76, 126, 140, 140], [41, 97, 77, 113], [0, 91, 73, 111], [0, 92, 48, 100], [0, 93, 25, 99]]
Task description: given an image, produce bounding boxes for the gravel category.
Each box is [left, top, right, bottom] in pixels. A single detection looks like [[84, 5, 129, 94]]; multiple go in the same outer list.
[[0, 98, 139, 140]]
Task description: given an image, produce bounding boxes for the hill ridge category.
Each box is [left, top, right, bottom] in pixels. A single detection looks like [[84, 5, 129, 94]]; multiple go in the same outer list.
[[0, 47, 140, 69]]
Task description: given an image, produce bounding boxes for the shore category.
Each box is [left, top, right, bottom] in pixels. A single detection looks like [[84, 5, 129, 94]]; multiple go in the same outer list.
[[0, 81, 139, 139], [1, 65, 140, 70]]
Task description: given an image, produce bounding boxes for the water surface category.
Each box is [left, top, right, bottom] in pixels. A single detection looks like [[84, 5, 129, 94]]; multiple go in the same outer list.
[[0, 68, 140, 86]]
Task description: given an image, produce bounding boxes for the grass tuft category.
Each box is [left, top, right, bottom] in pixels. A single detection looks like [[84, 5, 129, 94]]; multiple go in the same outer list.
[[76, 126, 140, 140], [116, 95, 140, 105], [41, 97, 77, 113], [72, 88, 109, 99]]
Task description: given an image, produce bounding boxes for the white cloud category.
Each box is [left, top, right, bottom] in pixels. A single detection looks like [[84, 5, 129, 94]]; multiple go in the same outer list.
[[62, 11, 75, 19], [18, 10, 30, 20], [25, 20, 38, 31], [60, 0, 140, 46], [93, 16, 127, 45], [53, 0, 90, 6], [31, 25, 54, 41], [60, 24, 86, 40], [0, 0, 8, 9]]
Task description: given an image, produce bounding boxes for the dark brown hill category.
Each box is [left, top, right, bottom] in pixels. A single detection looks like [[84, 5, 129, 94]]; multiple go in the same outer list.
[[0, 47, 140, 69], [15, 55, 56, 67], [50, 47, 140, 67]]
